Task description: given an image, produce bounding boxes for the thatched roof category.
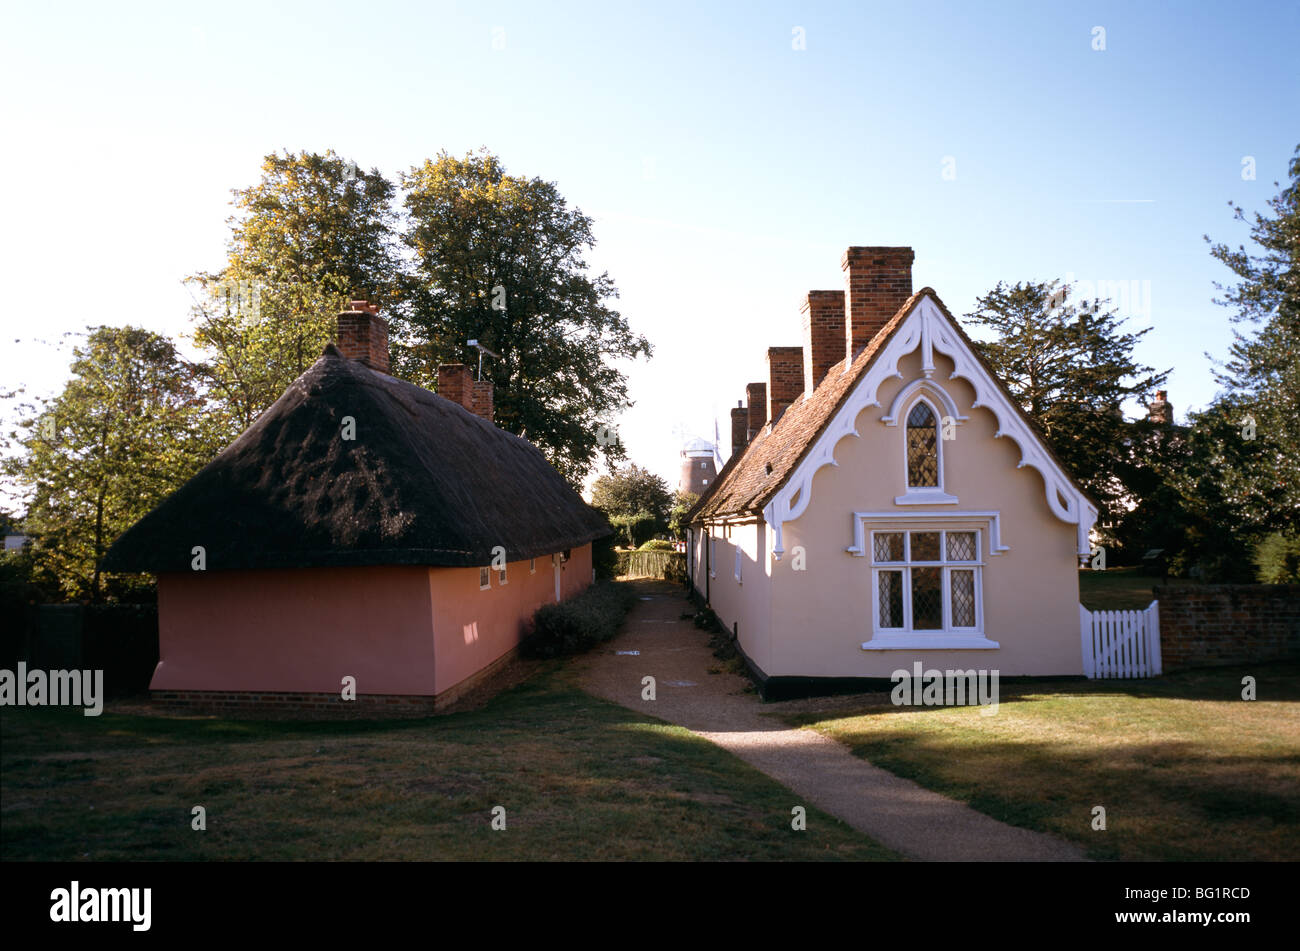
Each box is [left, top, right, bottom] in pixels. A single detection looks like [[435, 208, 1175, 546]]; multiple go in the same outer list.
[[103, 345, 610, 572], [690, 288, 1096, 522]]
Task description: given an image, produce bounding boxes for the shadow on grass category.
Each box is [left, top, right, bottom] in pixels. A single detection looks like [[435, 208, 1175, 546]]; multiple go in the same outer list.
[[1, 668, 898, 862]]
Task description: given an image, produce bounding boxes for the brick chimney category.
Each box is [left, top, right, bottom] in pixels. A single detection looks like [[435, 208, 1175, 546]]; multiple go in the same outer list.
[[800, 290, 845, 396], [337, 300, 390, 374], [730, 401, 747, 459], [745, 382, 767, 442], [438, 364, 494, 423], [842, 247, 914, 365], [1148, 390, 1172, 425], [767, 346, 804, 425]]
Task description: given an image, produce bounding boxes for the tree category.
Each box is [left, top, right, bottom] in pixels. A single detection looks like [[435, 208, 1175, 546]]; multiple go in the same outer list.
[[669, 491, 699, 541], [395, 149, 651, 485], [963, 281, 1169, 532], [2, 327, 214, 601], [590, 464, 673, 547], [1197, 143, 1300, 537], [189, 150, 400, 435]]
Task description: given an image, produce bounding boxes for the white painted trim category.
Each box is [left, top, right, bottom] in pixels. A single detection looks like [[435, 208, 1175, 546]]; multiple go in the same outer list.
[[862, 634, 1000, 650], [881, 378, 968, 428], [846, 511, 1010, 559], [765, 294, 1098, 559], [895, 488, 959, 505], [866, 528, 987, 640]]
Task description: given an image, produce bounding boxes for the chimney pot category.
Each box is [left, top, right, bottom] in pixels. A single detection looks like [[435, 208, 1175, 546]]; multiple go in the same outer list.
[[337, 301, 389, 374], [766, 346, 804, 426], [730, 405, 748, 460], [745, 382, 767, 442], [438, 364, 494, 423], [842, 246, 914, 366], [801, 290, 846, 396]]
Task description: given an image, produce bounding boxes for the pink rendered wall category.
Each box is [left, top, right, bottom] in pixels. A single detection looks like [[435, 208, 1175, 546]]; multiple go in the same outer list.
[[154, 544, 596, 699], [430, 544, 593, 694], [154, 565, 436, 695]]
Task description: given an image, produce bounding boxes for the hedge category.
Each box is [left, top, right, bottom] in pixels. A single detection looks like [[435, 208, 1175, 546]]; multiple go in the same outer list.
[[518, 581, 636, 659]]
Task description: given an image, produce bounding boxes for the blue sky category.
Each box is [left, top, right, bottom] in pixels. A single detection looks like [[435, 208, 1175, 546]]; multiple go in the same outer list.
[[1, 0, 1296, 496]]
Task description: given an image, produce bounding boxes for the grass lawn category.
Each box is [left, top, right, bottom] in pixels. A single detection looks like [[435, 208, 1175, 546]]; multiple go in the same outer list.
[[1, 669, 896, 862], [1077, 566, 1160, 610], [781, 663, 1300, 861]]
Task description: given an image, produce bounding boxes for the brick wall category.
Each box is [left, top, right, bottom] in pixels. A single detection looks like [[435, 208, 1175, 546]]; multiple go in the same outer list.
[[842, 246, 914, 362], [153, 690, 439, 718], [801, 290, 845, 395], [766, 346, 804, 424], [1156, 584, 1300, 671]]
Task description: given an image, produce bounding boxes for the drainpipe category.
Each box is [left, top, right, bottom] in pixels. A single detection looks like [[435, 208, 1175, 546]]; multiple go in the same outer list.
[[704, 523, 711, 603]]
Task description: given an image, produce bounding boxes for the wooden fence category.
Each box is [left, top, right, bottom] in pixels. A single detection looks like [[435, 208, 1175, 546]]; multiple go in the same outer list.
[[1080, 601, 1161, 678], [619, 550, 686, 581]]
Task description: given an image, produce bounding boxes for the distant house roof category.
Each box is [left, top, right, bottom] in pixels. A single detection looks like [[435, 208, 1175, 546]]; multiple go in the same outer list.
[[689, 288, 1096, 524], [103, 344, 611, 573]]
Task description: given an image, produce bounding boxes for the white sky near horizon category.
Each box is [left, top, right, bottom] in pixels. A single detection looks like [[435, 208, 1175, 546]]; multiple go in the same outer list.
[[1, 0, 1297, 513]]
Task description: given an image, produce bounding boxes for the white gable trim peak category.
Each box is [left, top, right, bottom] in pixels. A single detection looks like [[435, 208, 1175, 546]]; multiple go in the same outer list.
[[764, 293, 1098, 560]]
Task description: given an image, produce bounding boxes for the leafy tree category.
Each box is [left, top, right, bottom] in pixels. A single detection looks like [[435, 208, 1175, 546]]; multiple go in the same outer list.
[[1193, 143, 1300, 538], [1108, 144, 1300, 580], [963, 281, 1169, 532], [395, 149, 652, 485], [190, 150, 400, 434], [669, 491, 699, 541], [1252, 532, 1300, 584], [591, 464, 673, 546], [2, 327, 214, 601]]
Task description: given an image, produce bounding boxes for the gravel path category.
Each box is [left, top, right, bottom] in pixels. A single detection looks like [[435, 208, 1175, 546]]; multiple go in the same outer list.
[[572, 580, 1088, 862]]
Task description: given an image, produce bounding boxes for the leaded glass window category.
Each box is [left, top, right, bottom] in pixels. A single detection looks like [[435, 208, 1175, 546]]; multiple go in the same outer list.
[[870, 529, 982, 631], [906, 402, 939, 487]]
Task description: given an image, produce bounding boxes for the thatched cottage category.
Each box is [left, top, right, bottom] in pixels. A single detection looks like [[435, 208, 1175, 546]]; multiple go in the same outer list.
[[688, 247, 1099, 698], [103, 303, 610, 712]]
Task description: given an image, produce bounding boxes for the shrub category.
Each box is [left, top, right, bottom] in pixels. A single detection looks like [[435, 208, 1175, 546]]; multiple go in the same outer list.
[[519, 581, 636, 659], [693, 606, 722, 632], [1253, 532, 1300, 583], [592, 533, 619, 580], [638, 538, 675, 551]]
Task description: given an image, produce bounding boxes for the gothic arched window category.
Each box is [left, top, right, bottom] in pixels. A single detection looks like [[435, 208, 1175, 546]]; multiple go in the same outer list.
[[906, 402, 939, 488]]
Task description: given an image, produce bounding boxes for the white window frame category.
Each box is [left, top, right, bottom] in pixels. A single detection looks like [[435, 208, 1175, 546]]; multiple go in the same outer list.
[[734, 542, 742, 584], [479, 566, 491, 590], [530, 558, 536, 574], [896, 395, 958, 505], [863, 528, 998, 650], [498, 564, 508, 585]]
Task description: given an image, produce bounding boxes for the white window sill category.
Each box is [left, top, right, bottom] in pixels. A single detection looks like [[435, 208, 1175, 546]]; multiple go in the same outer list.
[[894, 489, 959, 505], [861, 634, 999, 650]]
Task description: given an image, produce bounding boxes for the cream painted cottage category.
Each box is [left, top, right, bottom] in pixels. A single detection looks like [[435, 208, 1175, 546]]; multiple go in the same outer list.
[[687, 247, 1098, 697]]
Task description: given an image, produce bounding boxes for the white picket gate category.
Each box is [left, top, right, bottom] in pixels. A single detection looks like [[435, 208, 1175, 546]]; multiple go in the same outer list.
[[1080, 601, 1161, 678]]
